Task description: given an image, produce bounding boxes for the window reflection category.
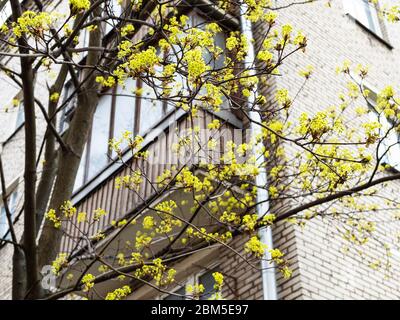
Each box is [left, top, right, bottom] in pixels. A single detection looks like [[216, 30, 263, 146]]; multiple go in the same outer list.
[[0, 191, 18, 240], [69, 10, 229, 192], [139, 82, 164, 134], [87, 93, 112, 180], [114, 78, 136, 150], [199, 270, 217, 300]]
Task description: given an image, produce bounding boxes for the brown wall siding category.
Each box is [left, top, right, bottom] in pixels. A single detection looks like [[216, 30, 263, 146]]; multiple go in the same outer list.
[[61, 110, 241, 253]]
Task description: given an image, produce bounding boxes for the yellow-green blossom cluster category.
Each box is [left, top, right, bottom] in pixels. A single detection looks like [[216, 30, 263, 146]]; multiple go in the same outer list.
[[81, 273, 95, 292], [133, 258, 176, 286], [105, 285, 132, 300], [12, 11, 54, 38], [51, 253, 68, 275], [69, 0, 90, 13]]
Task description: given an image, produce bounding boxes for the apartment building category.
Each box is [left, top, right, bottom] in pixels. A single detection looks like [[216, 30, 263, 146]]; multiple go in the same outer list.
[[0, 0, 400, 300]]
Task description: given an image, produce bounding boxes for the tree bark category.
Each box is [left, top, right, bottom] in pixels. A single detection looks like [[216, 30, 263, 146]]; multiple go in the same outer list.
[[37, 1, 103, 290], [12, 247, 27, 300], [35, 64, 69, 233]]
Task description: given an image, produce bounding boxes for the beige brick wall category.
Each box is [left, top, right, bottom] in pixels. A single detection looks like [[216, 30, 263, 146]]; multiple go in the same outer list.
[[265, 0, 400, 300], [0, 79, 50, 300], [1, 0, 400, 300], [219, 234, 264, 300]]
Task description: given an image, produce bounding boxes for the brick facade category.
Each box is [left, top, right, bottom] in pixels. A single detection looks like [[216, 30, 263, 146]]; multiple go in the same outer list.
[[266, 0, 400, 299], [0, 0, 400, 300]]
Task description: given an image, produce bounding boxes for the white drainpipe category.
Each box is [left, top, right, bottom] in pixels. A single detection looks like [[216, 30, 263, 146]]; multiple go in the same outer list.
[[239, 5, 278, 300]]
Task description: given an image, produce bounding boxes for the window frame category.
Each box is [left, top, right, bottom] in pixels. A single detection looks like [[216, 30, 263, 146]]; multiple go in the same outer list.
[[3, 94, 25, 144], [66, 5, 242, 199], [104, 0, 123, 35], [14, 99, 25, 130], [0, 183, 19, 242], [69, 75, 176, 191], [75, 84, 136, 189], [159, 262, 220, 300], [343, 0, 392, 48], [366, 87, 400, 172], [84, 87, 115, 183], [68, 9, 234, 192], [59, 80, 77, 134]]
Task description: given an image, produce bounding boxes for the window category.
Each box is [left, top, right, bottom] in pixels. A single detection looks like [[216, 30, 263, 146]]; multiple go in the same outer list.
[[0, 190, 18, 240], [4, 96, 25, 141], [139, 79, 165, 134], [114, 78, 139, 150], [73, 79, 136, 190], [59, 80, 76, 134], [198, 269, 219, 300], [160, 267, 220, 300], [367, 91, 400, 171], [67, 10, 231, 191], [344, 0, 383, 37], [87, 93, 113, 180], [0, 0, 10, 25], [70, 75, 169, 191], [0, 0, 25, 25], [187, 11, 229, 109], [192, 13, 227, 70], [104, 0, 123, 34], [15, 100, 25, 129], [372, 112, 400, 170], [74, 145, 86, 191]]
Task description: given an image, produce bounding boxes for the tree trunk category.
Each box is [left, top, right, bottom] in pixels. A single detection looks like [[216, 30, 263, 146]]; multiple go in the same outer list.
[[12, 247, 27, 300], [35, 64, 69, 233], [36, 2, 103, 295]]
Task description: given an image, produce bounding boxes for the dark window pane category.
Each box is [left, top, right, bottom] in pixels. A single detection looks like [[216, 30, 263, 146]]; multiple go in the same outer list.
[[214, 31, 226, 70], [59, 81, 76, 133], [199, 270, 217, 300]]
